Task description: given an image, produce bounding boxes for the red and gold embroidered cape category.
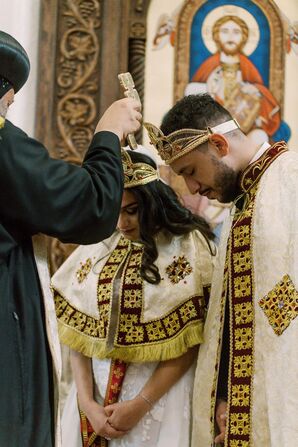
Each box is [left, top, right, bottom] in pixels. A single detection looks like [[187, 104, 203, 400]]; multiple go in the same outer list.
[[52, 230, 214, 363]]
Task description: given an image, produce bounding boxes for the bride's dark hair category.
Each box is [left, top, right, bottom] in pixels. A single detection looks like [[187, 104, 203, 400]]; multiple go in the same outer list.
[[127, 150, 215, 284]]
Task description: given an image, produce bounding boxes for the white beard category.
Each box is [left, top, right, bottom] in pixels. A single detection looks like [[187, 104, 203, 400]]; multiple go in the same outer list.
[[0, 99, 8, 118]]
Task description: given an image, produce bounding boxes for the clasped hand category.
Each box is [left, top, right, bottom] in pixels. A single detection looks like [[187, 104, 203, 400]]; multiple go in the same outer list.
[[85, 401, 126, 440], [105, 397, 149, 432], [86, 397, 148, 439]]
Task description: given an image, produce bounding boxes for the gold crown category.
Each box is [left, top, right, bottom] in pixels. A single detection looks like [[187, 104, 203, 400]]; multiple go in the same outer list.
[[122, 149, 159, 188], [143, 122, 210, 164], [143, 119, 240, 164]]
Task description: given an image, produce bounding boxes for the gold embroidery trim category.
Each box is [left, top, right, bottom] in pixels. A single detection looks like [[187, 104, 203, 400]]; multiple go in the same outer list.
[[259, 274, 298, 336], [54, 235, 208, 362], [165, 255, 193, 284], [76, 258, 92, 283], [225, 185, 257, 446]]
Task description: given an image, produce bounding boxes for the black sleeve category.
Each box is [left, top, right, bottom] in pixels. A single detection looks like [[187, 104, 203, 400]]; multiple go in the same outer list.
[[0, 120, 123, 244], [216, 302, 229, 401]]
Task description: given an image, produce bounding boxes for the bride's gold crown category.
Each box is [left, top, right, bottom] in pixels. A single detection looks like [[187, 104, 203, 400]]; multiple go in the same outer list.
[[122, 149, 159, 188], [143, 119, 239, 164]]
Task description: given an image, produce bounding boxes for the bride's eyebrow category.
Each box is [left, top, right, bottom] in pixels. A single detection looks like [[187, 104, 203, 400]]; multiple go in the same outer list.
[[121, 201, 138, 211]]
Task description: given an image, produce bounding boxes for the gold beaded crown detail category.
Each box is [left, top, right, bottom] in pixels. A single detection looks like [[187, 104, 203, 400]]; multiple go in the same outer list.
[[143, 119, 240, 164], [122, 149, 159, 188]]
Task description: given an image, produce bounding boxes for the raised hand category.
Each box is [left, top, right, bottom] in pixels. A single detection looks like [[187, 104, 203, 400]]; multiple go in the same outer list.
[[95, 98, 142, 143]]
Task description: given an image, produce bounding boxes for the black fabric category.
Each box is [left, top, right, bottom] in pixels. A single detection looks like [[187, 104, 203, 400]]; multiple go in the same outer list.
[[216, 301, 229, 401], [0, 31, 30, 93], [0, 76, 12, 99], [0, 120, 123, 446]]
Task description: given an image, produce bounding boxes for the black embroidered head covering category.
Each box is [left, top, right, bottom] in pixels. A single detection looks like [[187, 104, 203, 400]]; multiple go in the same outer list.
[[0, 30, 30, 98]]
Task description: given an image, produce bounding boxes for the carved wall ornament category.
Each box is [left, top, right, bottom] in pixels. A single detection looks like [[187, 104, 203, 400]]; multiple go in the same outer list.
[[38, 0, 152, 271], [135, 0, 145, 13], [45, 0, 102, 271], [56, 0, 101, 162], [130, 21, 146, 38]]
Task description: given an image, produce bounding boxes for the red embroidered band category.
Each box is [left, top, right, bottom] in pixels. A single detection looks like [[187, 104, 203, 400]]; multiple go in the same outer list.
[[79, 359, 127, 447], [210, 142, 287, 446]]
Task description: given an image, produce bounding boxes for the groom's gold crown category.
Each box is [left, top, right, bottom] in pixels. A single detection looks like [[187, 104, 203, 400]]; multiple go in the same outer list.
[[122, 149, 159, 188], [143, 119, 240, 165]]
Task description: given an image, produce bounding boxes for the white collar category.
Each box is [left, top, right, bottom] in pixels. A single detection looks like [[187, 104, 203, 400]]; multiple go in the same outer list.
[[249, 141, 271, 164]]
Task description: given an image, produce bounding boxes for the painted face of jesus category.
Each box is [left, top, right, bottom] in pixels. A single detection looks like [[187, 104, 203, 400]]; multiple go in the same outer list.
[[218, 20, 244, 55]]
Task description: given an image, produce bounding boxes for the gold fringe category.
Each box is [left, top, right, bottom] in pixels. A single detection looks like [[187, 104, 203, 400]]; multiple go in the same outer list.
[[57, 319, 204, 363]]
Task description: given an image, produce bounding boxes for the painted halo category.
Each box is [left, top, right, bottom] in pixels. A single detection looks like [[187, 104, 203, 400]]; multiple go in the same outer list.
[[201, 4, 260, 56]]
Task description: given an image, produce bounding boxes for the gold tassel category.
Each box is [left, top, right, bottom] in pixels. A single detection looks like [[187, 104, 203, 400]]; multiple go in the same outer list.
[[58, 320, 204, 362]]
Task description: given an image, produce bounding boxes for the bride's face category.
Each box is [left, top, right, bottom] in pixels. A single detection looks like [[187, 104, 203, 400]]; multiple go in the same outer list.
[[117, 189, 140, 241]]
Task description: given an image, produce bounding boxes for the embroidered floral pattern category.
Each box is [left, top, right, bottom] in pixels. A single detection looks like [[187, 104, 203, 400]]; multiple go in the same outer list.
[[166, 255, 193, 284], [231, 384, 250, 407], [76, 258, 92, 283], [234, 302, 253, 325], [55, 293, 101, 337], [79, 358, 127, 446], [146, 321, 167, 341], [230, 412, 250, 435], [233, 225, 250, 247], [224, 185, 256, 445], [233, 355, 253, 378], [115, 246, 205, 348], [230, 441, 249, 447], [163, 312, 180, 336], [259, 274, 298, 335], [179, 300, 197, 323], [234, 327, 252, 350]]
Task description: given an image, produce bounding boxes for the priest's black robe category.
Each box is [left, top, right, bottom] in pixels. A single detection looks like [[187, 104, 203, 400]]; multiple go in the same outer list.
[[0, 120, 123, 446]]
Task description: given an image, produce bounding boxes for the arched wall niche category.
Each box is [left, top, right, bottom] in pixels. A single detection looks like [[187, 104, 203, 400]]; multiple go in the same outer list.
[[36, 0, 296, 269]]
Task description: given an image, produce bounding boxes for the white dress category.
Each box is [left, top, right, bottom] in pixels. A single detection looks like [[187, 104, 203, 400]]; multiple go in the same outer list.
[[52, 230, 214, 447], [62, 359, 195, 447]]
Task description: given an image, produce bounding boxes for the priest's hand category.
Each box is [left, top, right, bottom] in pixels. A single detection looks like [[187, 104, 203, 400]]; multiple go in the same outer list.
[[105, 396, 149, 431], [95, 98, 142, 142], [83, 400, 127, 439], [214, 399, 227, 444]]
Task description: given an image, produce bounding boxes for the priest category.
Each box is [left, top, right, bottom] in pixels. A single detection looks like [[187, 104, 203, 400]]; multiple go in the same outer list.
[[0, 30, 141, 447]]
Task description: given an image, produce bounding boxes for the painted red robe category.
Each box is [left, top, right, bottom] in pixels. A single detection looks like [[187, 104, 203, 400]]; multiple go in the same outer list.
[[192, 53, 280, 136]]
